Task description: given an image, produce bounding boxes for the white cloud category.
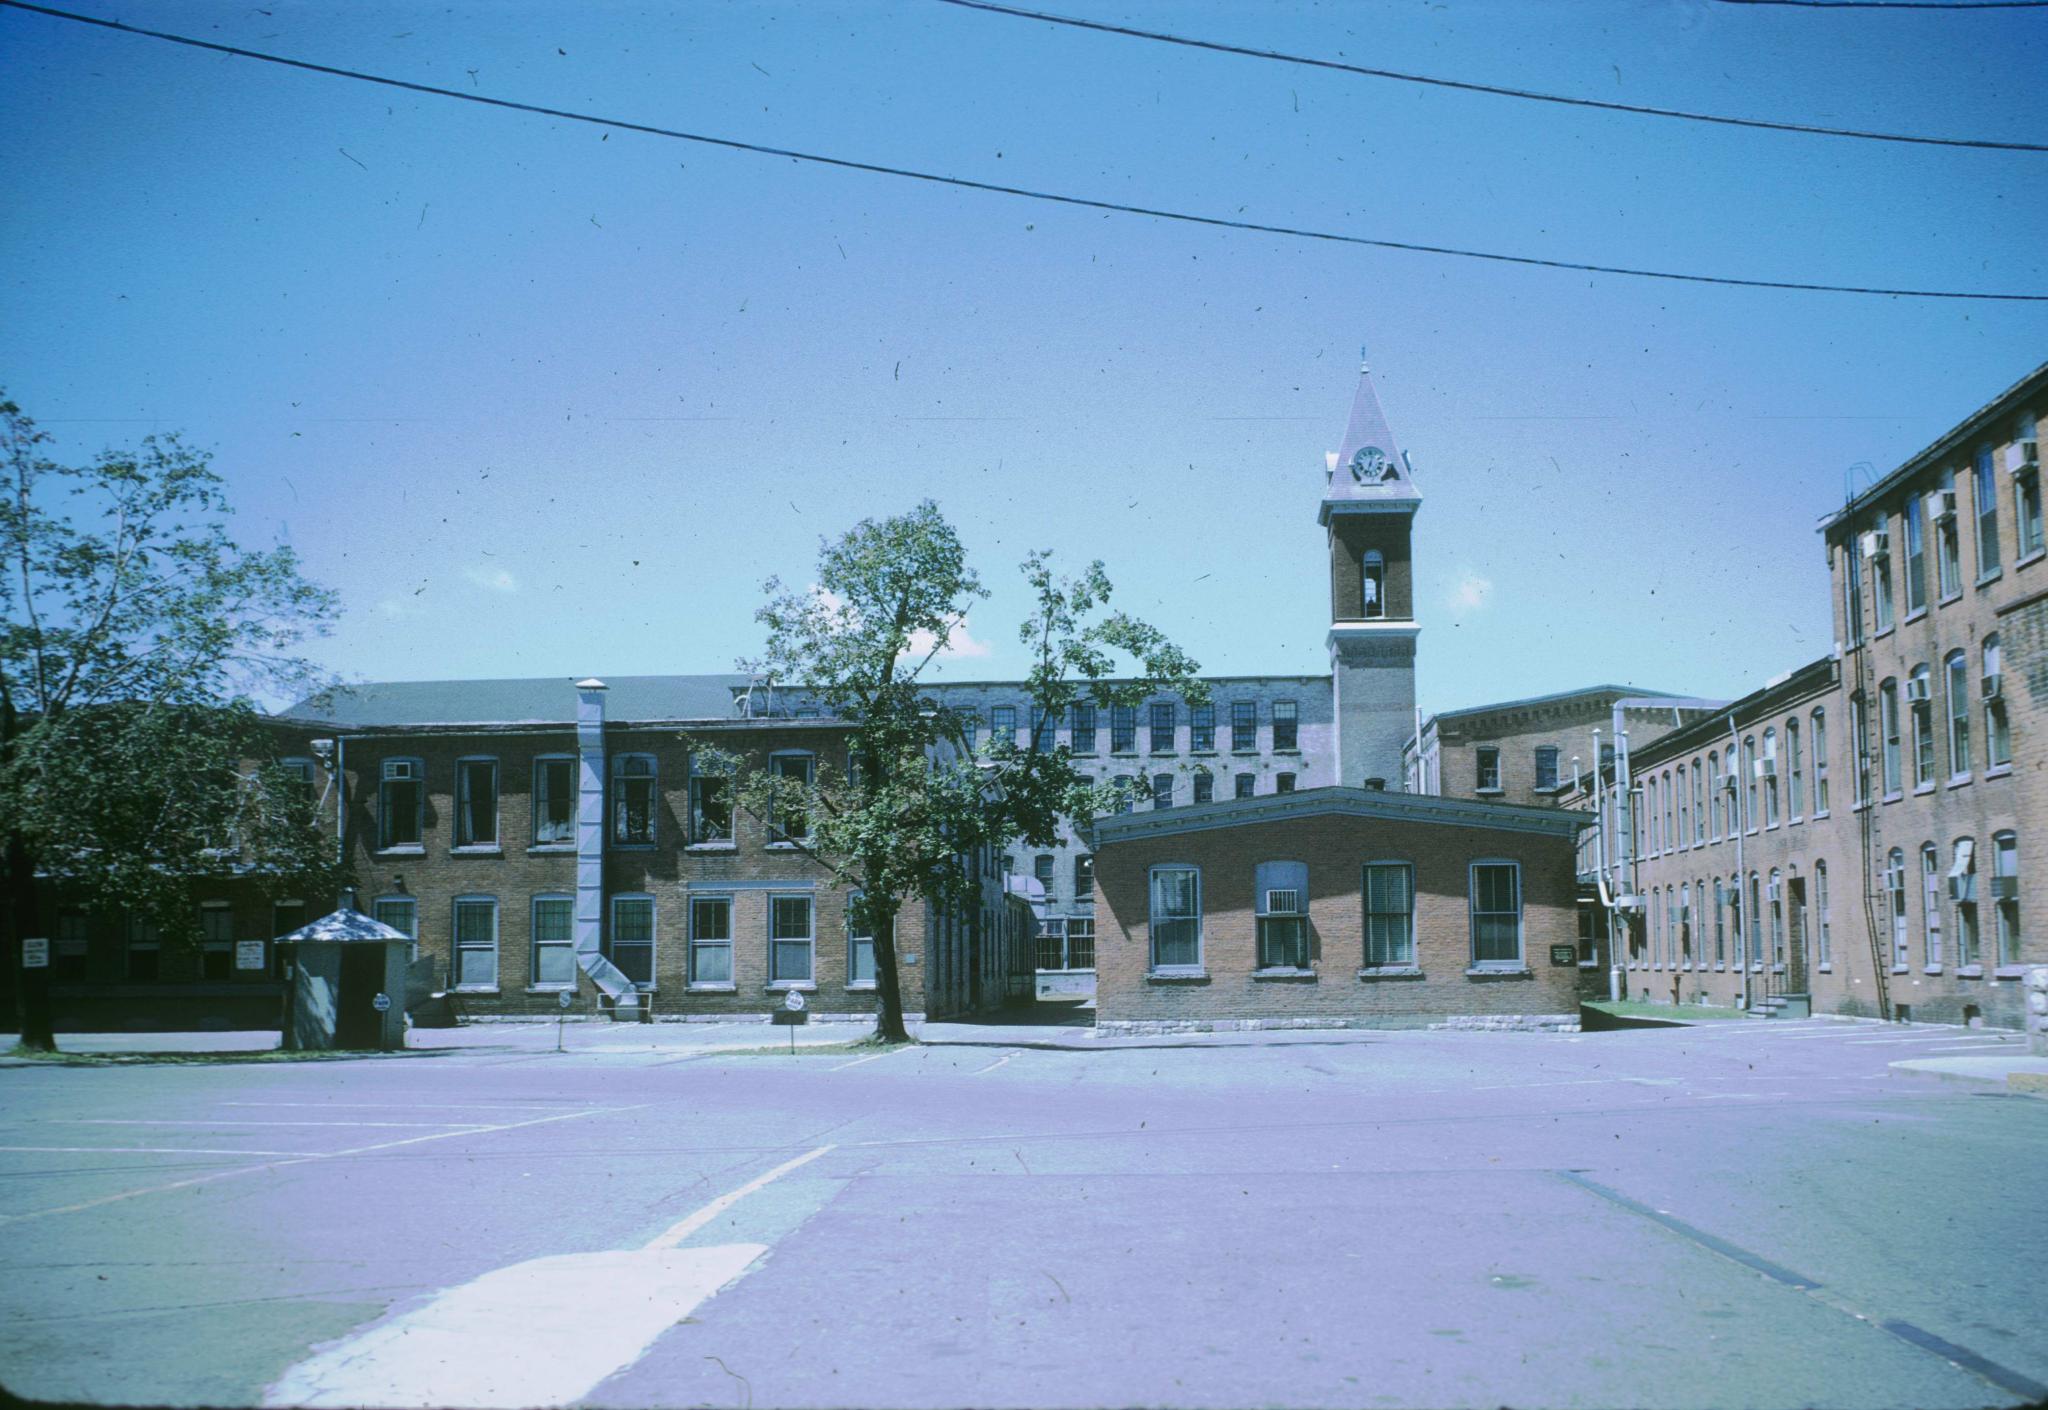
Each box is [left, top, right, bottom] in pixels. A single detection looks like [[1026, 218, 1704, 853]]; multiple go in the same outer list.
[[903, 616, 993, 661], [1449, 573, 1493, 612], [373, 597, 422, 619], [464, 566, 518, 594]]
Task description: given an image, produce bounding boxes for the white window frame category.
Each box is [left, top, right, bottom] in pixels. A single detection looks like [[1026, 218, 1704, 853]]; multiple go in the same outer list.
[[1254, 861, 1311, 972], [767, 892, 816, 986], [530, 893, 576, 990], [1363, 860, 1415, 968], [767, 751, 816, 845], [378, 756, 426, 851], [454, 755, 500, 850], [846, 891, 881, 990], [609, 893, 657, 990], [688, 894, 734, 988], [452, 895, 499, 991], [1944, 651, 1972, 780], [1468, 859, 1523, 970], [611, 752, 659, 847], [1993, 832, 2021, 967], [1147, 864, 1203, 974]]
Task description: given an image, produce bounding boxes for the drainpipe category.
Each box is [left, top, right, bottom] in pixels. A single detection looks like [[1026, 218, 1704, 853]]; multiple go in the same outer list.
[[1594, 727, 1620, 1002], [1727, 714, 1749, 1013]]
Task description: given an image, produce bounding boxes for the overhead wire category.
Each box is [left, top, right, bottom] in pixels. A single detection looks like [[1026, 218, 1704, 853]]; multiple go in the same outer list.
[[3, 0, 2044, 302], [934, 0, 2048, 154]]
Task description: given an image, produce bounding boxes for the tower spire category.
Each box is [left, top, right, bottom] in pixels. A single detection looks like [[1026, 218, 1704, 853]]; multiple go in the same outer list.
[[1322, 350, 1418, 522]]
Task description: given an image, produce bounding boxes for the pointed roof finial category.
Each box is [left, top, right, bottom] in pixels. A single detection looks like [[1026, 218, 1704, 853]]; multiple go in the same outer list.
[[1360, 343, 1370, 371]]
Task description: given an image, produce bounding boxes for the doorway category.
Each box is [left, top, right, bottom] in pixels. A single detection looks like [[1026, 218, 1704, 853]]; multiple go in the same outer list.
[[336, 945, 383, 1048]]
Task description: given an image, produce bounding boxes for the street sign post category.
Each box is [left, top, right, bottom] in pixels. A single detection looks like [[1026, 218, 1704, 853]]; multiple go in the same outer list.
[[556, 987, 573, 1051], [771, 988, 809, 1052]]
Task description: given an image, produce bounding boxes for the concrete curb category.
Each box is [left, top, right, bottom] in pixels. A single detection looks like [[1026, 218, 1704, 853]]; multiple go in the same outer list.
[[1890, 1055, 2048, 1096]]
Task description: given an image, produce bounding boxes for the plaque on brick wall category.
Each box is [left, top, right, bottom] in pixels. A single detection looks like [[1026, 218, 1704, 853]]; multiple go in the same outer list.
[[1549, 944, 1577, 967]]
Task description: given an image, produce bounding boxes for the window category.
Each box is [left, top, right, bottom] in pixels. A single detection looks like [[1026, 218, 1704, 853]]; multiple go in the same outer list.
[[1679, 882, 1693, 963], [1993, 833, 2020, 966], [1984, 635, 2010, 769], [279, 756, 318, 806], [126, 915, 161, 981], [768, 894, 814, 983], [1692, 759, 1707, 842], [379, 758, 424, 849], [1944, 651, 1971, 778], [1273, 701, 1298, 751], [1878, 683, 1901, 797], [1069, 702, 1097, 755], [1476, 746, 1502, 793], [1712, 879, 1726, 965], [1783, 724, 1803, 820], [846, 892, 880, 987], [1814, 862, 1831, 969], [954, 708, 980, 754], [1229, 701, 1257, 753], [533, 757, 575, 846], [688, 763, 732, 843], [688, 896, 732, 985], [1907, 666, 1935, 789], [1849, 695, 1871, 806], [1811, 709, 1829, 814], [1151, 773, 1174, 810], [991, 705, 1017, 744], [1920, 845, 1943, 969], [1361, 550, 1386, 617], [1470, 862, 1522, 966], [1066, 917, 1096, 970], [1275, 772, 1296, 794], [1744, 735, 1760, 827], [1903, 491, 1927, 614], [1934, 470, 1963, 598], [453, 757, 498, 848], [1255, 861, 1309, 970], [1030, 707, 1056, 752], [1112, 777, 1137, 815], [1148, 866, 1202, 970], [1871, 525, 1894, 633], [1148, 702, 1175, 753], [612, 753, 656, 846], [1952, 839, 1980, 967], [769, 752, 814, 841], [1884, 851, 1908, 969], [1189, 703, 1215, 753], [372, 896, 416, 943], [1844, 531, 1864, 646], [611, 895, 655, 988], [1674, 764, 1687, 844], [453, 897, 498, 989], [1665, 769, 1677, 846], [1364, 862, 1414, 966], [1974, 445, 2001, 578], [531, 894, 575, 987], [1727, 876, 1744, 967], [1111, 705, 1137, 754], [1073, 851, 1095, 899], [1707, 751, 1721, 839], [2017, 414, 2044, 558], [1748, 872, 1763, 967], [1192, 769, 1214, 804], [1234, 772, 1256, 799], [199, 901, 234, 981]]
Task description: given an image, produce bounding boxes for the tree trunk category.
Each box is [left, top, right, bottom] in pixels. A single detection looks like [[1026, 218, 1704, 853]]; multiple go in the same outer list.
[[868, 894, 911, 1043], [1, 700, 55, 1052]]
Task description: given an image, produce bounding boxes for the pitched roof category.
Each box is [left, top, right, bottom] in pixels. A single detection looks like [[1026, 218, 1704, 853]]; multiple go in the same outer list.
[[281, 674, 752, 727], [1090, 784, 1587, 846], [1321, 352, 1421, 521]]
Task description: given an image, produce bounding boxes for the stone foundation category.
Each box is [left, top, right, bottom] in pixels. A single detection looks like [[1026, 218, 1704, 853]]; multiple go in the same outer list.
[[2027, 967, 2047, 1058]]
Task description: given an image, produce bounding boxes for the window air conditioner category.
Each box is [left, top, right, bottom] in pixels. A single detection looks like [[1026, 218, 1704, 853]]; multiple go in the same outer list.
[[1859, 528, 1889, 560], [1265, 889, 1302, 915], [1904, 676, 1932, 704], [2006, 440, 2039, 476], [384, 760, 417, 781], [1753, 756, 1777, 779], [1948, 873, 1976, 903], [1981, 672, 2002, 701], [1930, 488, 1958, 521], [1990, 875, 2018, 902]]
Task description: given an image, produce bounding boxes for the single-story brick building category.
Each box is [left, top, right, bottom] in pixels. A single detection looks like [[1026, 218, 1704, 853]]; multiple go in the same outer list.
[[1090, 786, 1587, 1034]]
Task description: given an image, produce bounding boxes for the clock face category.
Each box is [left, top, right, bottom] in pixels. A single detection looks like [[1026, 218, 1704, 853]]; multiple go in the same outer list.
[[1349, 446, 1389, 484]]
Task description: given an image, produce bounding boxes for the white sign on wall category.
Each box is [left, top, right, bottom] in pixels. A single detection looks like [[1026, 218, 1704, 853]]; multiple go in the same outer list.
[[21, 938, 49, 969], [235, 940, 267, 971]]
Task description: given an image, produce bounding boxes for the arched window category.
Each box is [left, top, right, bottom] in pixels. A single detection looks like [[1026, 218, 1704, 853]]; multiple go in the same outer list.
[[1812, 708, 1830, 814], [1786, 720, 1804, 819], [1361, 550, 1386, 618], [1707, 751, 1721, 838], [1742, 735, 1759, 831], [1849, 691, 1871, 805], [1748, 872, 1763, 968], [1952, 838, 1980, 968], [1885, 849, 1908, 970], [1908, 664, 1935, 789], [1663, 770, 1676, 853], [1691, 759, 1705, 844], [1769, 869, 1786, 967], [1679, 882, 1692, 964], [1984, 635, 2010, 769], [1944, 651, 1971, 778], [1676, 765, 1689, 849], [1762, 728, 1780, 826], [1814, 862, 1831, 969], [1919, 843, 1942, 970], [1878, 680, 1901, 798], [1712, 878, 1727, 965]]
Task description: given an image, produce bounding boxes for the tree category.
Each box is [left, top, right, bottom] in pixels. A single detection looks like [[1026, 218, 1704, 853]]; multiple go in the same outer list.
[[708, 500, 1205, 1043], [1, 394, 347, 1051]]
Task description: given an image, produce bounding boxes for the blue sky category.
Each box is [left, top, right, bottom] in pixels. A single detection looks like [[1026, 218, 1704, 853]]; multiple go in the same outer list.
[[4, 0, 2045, 713]]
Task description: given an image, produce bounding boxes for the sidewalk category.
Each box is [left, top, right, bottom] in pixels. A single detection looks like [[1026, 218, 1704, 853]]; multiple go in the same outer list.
[[1890, 1052, 2048, 1096]]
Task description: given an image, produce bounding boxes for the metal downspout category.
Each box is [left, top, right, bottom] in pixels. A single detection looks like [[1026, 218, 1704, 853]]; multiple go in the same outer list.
[[1727, 714, 1749, 1014]]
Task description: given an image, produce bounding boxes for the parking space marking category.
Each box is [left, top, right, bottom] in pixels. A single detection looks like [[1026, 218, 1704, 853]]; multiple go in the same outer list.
[[56, 1119, 495, 1129], [0, 1105, 644, 1228], [828, 1047, 910, 1072], [643, 1143, 836, 1250], [971, 1052, 1018, 1076]]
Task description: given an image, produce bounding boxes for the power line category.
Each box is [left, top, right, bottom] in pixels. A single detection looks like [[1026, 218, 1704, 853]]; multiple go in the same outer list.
[[4, 0, 2044, 302], [935, 0, 2048, 154], [1718, 1, 2048, 9]]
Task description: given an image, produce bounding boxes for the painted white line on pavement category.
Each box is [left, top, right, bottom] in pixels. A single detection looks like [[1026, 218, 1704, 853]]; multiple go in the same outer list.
[[261, 1243, 766, 1410], [57, 1119, 494, 1129], [0, 1105, 644, 1228], [221, 1101, 575, 1111], [971, 1052, 1018, 1076], [644, 1144, 837, 1250], [0, 1145, 305, 1156], [828, 1046, 908, 1072]]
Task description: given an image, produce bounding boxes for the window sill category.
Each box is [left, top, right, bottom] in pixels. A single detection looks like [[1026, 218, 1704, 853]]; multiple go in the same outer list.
[[1985, 764, 2013, 780], [526, 984, 576, 995], [685, 841, 736, 852], [765, 980, 817, 992], [1975, 569, 2003, 589], [1937, 591, 1963, 609], [1923, 964, 1943, 975], [1813, 809, 1830, 821], [374, 845, 426, 857], [1251, 968, 1317, 982], [686, 982, 736, 993], [1147, 750, 1178, 758], [845, 981, 878, 992], [1890, 965, 1910, 975], [1816, 963, 1831, 973], [1359, 965, 1423, 979], [1714, 963, 1727, 971], [1881, 792, 1903, 806], [2015, 548, 2045, 571], [1474, 787, 1505, 798], [764, 841, 809, 850], [1995, 965, 2027, 980], [1146, 969, 1210, 984], [1465, 965, 1531, 979], [1957, 965, 1984, 979], [1902, 606, 1928, 626], [1872, 625, 1895, 642], [1946, 775, 1972, 790], [453, 985, 501, 995], [450, 846, 503, 857], [528, 843, 576, 854], [612, 842, 656, 853]]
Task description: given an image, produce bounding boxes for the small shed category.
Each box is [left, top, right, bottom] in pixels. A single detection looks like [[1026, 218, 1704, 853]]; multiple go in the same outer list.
[[278, 907, 412, 1051]]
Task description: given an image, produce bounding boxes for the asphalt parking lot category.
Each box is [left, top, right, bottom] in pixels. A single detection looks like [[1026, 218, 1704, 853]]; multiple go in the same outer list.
[[1, 1016, 2042, 1409]]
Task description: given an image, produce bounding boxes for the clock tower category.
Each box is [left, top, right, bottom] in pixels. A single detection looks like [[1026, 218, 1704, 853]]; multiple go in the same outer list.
[[1321, 349, 1420, 790]]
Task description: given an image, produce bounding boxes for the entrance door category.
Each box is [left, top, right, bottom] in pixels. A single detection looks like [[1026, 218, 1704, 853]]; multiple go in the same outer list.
[[1786, 878, 1809, 995], [336, 945, 383, 1048]]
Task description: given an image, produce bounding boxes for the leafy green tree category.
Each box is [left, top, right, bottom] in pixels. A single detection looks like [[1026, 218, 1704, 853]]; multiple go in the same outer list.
[[709, 500, 1205, 1043], [1, 394, 347, 1051]]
